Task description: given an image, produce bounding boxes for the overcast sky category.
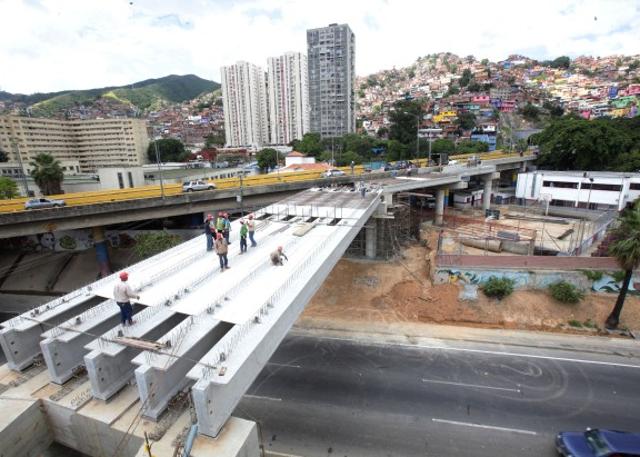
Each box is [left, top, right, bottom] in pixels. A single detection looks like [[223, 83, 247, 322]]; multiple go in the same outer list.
[[1, 0, 638, 94]]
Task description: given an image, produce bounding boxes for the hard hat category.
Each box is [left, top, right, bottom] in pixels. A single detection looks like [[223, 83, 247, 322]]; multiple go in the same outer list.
[[218, 211, 223, 216], [248, 214, 254, 219], [119, 271, 129, 281], [240, 219, 245, 224]]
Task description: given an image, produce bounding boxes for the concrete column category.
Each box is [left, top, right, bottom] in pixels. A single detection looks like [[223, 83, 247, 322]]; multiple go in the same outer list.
[[482, 178, 492, 211], [435, 189, 445, 225], [92, 226, 111, 278], [365, 220, 377, 259]]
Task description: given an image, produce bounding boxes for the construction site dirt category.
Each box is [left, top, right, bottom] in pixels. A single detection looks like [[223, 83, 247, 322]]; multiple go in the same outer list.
[[301, 243, 640, 336]]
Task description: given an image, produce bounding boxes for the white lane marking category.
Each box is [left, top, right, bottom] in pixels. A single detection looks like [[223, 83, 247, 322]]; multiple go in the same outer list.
[[314, 335, 640, 369], [432, 418, 537, 435], [422, 378, 520, 393], [243, 394, 282, 402], [265, 452, 304, 457], [268, 362, 302, 369]]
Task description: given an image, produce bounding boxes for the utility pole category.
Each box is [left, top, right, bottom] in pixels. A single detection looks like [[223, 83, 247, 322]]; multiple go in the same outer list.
[[153, 138, 165, 199], [10, 138, 30, 197]]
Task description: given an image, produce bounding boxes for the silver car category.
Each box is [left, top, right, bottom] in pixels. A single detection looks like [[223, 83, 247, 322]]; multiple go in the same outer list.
[[322, 169, 346, 178], [182, 180, 216, 192], [24, 197, 66, 210]]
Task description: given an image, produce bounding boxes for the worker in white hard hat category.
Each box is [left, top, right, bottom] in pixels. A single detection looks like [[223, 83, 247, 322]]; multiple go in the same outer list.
[[113, 272, 140, 326], [270, 246, 288, 266]]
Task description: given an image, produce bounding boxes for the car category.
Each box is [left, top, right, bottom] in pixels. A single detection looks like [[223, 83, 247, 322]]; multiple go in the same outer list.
[[556, 428, 640, 456], [182, 180, 216, 192], [24, 197, 66, 210], [323, 169, 346, 178]]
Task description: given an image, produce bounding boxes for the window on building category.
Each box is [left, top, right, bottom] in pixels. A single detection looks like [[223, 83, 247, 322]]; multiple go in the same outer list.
[[117, 172, 124, 189], [127, 172, 134, 188], [542, 180, 579, 189], [581, 183, 622, 192], [630, 183, 640, 191]]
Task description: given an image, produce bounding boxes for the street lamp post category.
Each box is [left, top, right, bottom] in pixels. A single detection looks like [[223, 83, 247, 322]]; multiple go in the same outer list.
[[10, 138, 30, 197], [153, 138, 165, 199]]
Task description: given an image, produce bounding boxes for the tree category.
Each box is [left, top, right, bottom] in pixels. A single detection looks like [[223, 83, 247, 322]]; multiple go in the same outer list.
[[467, 81, 481, 93], [455, 140, 489, 154], [431, 139, 455, 155], [377, 126, 389, 138], [291, 133, 324, 156], [456, 111, 477, 131], [0, 148, 8, 162], [386, 140, 409, 161], [388, 99, 423, 146], [459, 69, 472, 87], [515, 138, 528, 153], [606, 202, 640, 329], [256, 148, 280, 171], [521, 102, 540, 121], [0, 177, 18, 199], [147, 138, 188, 162], [134, 232, 182, 260], [204, 131, 225, 148], [480, 58, 489, 66], [543, 100, 564, 117], [29, 153, 63, 195]]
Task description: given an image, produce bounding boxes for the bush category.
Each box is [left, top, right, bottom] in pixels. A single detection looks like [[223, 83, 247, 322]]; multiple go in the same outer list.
[[568, 319, 582, 328], [549, 281, 584, 303], [481, 276, 515, 299], [581, 270, 603, 281], [612, 270, 626, 282], [134, 232, 182, 260]]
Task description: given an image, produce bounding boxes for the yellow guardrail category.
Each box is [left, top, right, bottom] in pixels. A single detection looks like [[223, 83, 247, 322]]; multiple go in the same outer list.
[[0, 153, 528, 214]]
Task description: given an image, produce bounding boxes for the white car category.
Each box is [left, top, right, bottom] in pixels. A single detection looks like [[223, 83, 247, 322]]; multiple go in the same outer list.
[[323, 169, 346, 178], [24, 197, 66, 210], [182, 180, 216, 192]]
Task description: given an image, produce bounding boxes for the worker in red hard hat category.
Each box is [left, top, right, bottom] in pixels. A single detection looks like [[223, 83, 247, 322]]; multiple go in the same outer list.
[[270, 245, 288, 266], [247, 214, 257, 247], [113, 272, 140, 326], [215, 232, 229, 271], [204, 213, 215, 251]]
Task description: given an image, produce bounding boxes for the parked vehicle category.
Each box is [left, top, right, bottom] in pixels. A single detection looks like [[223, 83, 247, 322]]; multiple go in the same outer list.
[[556, 428, 640, 456], [24, 197, 66, 210], [182, 180, 216, 192], [323, 169, 346, 178]]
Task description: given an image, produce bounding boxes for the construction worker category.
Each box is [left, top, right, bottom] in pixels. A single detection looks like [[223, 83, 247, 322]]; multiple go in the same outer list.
[[204, 214, 215, 251], [215, 211, 225, 234], [215, 233, 229, 271], [270, 246, 288, 266], [239, 219, 248, 253], [247, 214, 257, 247], [113, 272, 139, 326], [222, 212, 232, 244]]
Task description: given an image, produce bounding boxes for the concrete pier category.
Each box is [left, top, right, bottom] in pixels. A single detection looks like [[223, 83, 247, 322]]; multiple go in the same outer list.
[[84, 307, 185, 400]]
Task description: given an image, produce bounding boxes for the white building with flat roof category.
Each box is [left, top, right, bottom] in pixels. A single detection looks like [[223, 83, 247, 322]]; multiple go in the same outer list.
[[220, 61, 269, 148], [267, 52, 309, 145], [516, 170, 640, 211]]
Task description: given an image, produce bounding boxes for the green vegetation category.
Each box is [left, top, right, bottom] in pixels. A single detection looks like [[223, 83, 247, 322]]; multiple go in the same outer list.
[[611, 270, 626, 282], [583, 319, 598, 329], [459, 69, 472, 87], [29, 153, 63, 195], [541, 56, 571, 69], [134, 232, 182, 260], [256, 148, 281, 171], [205, 132, 225, 148], [549, 281, 584, 304], [532, 116, 640, 171], [455, 112, 477, 131], [521, 103, 540, 122], [581, 270, 604, 281], [290, 133, 324, 157], [568, 319, 582, 328], [481, 276, 515, 299], [0, 177, 18, 199], [147, 138, 188, 162], [606, 202, 640, 328], [20, 75, 219, 116]]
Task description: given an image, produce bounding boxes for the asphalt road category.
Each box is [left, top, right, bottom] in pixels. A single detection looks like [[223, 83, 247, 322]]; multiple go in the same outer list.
[[235, 332, 640, 457]]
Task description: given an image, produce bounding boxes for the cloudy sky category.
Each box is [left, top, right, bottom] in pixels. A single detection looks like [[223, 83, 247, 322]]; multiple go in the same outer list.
[[1, 0, 638, 94]]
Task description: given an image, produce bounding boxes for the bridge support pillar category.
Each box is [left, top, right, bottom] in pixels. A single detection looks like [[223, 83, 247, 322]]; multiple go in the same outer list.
[[435, 189, 445, 225], [365, 220, 377, 259], [92, 226, 111, 278], [482, 178, 493, 211]]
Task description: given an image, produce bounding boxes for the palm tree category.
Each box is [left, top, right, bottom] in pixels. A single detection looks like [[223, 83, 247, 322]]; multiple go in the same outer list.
[[29, 153, 64, 195], [606, 202, 640, 329]]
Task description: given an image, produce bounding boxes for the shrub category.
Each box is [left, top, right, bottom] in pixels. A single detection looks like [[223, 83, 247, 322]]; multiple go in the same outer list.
[[549, 281, 584, 304], [134, 232, 182, 260], [611, 270, 626, 282], [481, 276, 515, 299], [581, 270, 603, 281], [583, 319, 597, 329], [568, 319, 582, 328]]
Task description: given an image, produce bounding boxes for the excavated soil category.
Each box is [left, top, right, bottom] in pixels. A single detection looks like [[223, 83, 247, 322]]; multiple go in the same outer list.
[[304, 243, 640, 333]]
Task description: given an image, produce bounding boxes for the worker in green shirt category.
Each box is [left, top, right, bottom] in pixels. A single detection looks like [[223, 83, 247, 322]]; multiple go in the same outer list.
[[239, 219, 248, 253]]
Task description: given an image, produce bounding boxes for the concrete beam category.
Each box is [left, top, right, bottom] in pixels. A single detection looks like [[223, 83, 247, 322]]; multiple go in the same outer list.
[[483, 178, 493, 211], [0, 294, 102, 371], [188, 197, 380, 437], [365, 220, 377, 259], [132, 314, 231, 420], [40, 300, 144, 384], [435, 189, 445, 226], [83, 307, 185, 400]]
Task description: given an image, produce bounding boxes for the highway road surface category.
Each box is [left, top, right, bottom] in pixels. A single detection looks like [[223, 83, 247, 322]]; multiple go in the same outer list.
[[236, 330, 640, 457]]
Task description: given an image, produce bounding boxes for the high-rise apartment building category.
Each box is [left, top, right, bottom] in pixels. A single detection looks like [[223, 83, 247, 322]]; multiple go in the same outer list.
[[307, 23, 356, 138], [0, 115, 149, 173], [267, 52, 309, 145], [220, 61, 269, 148]]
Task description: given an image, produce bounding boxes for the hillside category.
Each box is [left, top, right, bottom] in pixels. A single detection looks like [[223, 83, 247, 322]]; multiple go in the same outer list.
[[1, 74, 220, 116]]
